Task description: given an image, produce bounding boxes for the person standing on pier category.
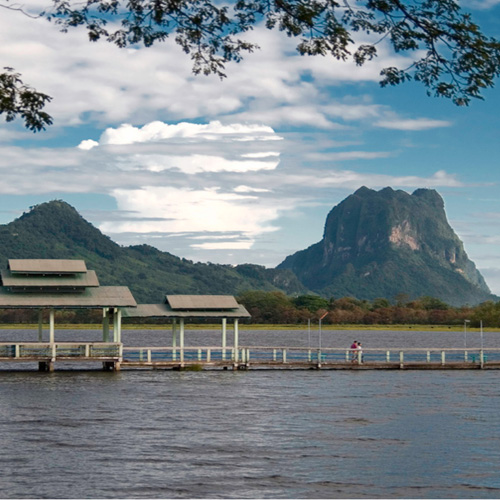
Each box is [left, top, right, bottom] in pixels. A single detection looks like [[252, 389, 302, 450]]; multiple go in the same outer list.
[[350, 341, 358, 362], [357, 342, 364, 363]]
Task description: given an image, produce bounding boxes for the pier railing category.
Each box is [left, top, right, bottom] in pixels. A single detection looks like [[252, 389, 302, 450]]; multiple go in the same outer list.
[[121, 346, 500, 368], [0, 342, 122, 361]]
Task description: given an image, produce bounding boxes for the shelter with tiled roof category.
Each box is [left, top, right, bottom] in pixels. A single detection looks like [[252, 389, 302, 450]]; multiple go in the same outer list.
[[123, 294, 250, 352], [0, 259, 136, 369]]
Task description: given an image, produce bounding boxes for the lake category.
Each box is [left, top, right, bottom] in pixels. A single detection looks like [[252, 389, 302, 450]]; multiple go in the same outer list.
[[1, 328, 500, 498]]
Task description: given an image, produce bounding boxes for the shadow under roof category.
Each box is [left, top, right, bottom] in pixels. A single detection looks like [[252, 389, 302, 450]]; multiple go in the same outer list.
[[9, 259, 87, 274]]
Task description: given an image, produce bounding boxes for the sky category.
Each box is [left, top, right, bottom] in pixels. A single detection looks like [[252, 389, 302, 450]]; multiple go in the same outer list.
[[1, 1, 500, 295]]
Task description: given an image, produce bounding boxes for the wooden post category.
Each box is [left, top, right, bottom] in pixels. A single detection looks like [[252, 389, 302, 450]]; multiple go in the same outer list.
[[441, 351, 446, 365], [464, 350, 468, 362], [49, 309, 55, 344], [480, 350, 484, 369], [282, 349, 287, 363], [399, 351, 404, 368], [427, 351, 431, 363], [386, 351, 390, 362]]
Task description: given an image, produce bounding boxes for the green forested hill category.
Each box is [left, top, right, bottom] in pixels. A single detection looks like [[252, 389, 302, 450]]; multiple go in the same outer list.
[[0, 201, 307, 302]]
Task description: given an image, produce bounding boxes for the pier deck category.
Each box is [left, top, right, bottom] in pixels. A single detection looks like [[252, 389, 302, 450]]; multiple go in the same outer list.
[[1, 344, 500, 370], [121, 346, 500, 370]]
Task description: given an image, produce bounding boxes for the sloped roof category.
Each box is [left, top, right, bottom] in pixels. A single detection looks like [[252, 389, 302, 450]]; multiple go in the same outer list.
[[0, 286, 137, 308], [122, 302, 250, 318], [8, 259, 87, 274], [166, 295, 240, 310], [1, 269, 99, 288]]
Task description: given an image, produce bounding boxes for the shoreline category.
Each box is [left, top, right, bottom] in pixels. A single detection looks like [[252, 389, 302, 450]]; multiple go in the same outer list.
[[0, 323, 497, 332]]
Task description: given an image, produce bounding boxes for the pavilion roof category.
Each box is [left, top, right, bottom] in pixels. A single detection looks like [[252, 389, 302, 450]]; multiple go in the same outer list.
[[122, 295, 250, 319], [1, 269, 99, 288], [8, 259, 88, 274], [0, 286, 136, 308], [0, 259, 137, 309], [166, 295, 240, 310]]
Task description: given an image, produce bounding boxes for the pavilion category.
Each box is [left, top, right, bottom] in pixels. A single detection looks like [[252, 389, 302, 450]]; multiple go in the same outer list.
[[122, 294, 250, 353], [0, 259, 137, 370]]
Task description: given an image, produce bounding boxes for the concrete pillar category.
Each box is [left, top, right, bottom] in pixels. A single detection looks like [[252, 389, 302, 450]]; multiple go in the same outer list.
[[116, 309, 122, 343], [234, 318, 239, 350], [222, 318, 227, 360], [179, 318, 185, 349], [179, 318, 185, 363], [38, 310, 43, 342], [49, 309, 55, 344], [172, 319, 177, 348], [112, 308, 121, 342], [103, 308, 110, 342], [233, 318, 239, 364]]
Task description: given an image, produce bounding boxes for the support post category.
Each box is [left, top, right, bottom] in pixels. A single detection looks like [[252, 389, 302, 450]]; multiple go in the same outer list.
[[441, 351, 446, 365], [49, 309, 55, 344], [113, 308, 122, 343], [221, 318, 227, 360], [172, 319, 177, 361], [234, 318, 239, 351], [399, 351, 404, 369], [103, 308, 110, 342], [180, 318, 185, 363], [38, 310, 43, 342]]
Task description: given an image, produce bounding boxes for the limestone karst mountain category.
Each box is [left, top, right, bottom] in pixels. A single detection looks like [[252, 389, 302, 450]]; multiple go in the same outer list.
[[277, 187, 493, 306]]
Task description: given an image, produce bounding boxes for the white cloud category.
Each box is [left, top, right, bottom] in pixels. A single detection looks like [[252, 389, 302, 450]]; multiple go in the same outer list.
[[101, 186, 283, 251], [127, 153, 279, 174], [98, 121, 279, 145], [77, 139, 99, 150], [0, 7, 419, 131], [375, 118, 453, 130]]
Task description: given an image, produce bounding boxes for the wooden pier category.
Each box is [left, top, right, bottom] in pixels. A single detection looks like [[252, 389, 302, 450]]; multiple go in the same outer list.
[[120, 346, 500, 370], [2, 344, 500, 371], [0, 342, 122, 371]]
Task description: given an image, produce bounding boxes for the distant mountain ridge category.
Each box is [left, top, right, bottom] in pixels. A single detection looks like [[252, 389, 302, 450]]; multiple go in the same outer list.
[[0, 200, 307, 302], [277, 187, 494, 306], [0, 191, 494, 306]]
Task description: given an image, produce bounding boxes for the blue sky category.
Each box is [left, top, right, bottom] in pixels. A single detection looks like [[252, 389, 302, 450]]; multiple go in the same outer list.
[[1, 1, 500, 294]]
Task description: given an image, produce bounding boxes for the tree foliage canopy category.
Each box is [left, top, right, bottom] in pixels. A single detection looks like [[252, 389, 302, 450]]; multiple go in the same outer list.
[[1, 0, 500, 130]]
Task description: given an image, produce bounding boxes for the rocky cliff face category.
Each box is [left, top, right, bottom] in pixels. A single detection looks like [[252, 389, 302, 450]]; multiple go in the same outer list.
[[278, 187, 492, 306]]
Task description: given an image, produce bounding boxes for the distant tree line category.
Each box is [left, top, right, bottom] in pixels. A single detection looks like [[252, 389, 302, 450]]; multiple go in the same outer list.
[[236, 291, 500, 328], [0, 291, 499, 327]]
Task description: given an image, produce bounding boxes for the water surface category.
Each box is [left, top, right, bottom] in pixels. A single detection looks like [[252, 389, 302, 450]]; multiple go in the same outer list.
[[1, 329, 500, 498]]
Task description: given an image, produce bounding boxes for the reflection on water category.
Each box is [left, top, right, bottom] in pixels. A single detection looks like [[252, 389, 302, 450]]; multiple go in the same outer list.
[[0, 329, 500, 498]]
